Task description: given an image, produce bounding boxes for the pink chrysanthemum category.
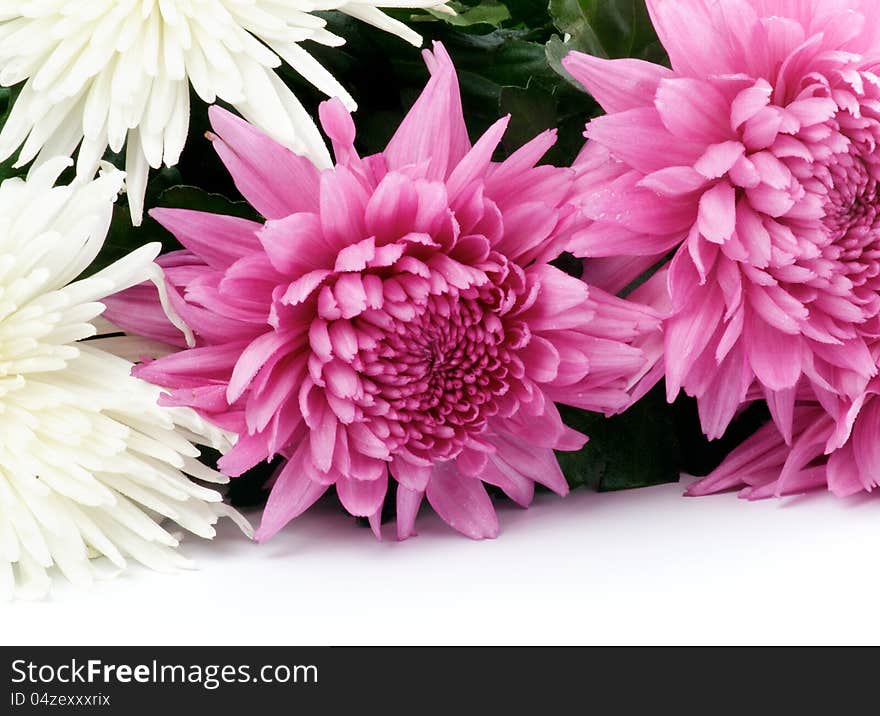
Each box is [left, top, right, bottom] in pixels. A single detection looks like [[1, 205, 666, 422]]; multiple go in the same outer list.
[[687, 380, 880, 500], [564, 0, 880, 442], [106, 44, 660, 541]]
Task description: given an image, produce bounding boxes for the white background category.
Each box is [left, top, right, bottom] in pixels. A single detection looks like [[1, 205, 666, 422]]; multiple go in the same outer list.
[[5, 477, 880, 645]]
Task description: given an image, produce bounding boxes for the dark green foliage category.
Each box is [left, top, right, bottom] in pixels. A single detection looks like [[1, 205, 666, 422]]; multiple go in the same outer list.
[[672, 398, 771, 478], [226, 456, 285, 509], [556, 384, 681, 492], [547, 0, 664, 62], [0, 85, 25, 182]]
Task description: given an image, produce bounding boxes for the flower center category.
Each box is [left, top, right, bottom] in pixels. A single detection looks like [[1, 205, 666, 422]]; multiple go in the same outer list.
[[757, 75, 880, 343], [806, 142, 880, 328], [362, 284, 512, 460], [822, 152, 880, 243]]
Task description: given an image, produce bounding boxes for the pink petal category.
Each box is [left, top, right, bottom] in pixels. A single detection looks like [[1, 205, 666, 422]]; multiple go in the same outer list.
[[696, 343, 750, 440], [368, 508, 383, 540], [638, 166, 707, 196], [698, 181, 736, 243], [135, 341, 247, 385], [390, 456, 432, 491], [826, 443, 865, 497], [489, 433, 570, 496], [563, 52, 672, 113], [519, 264, 589, 330], [384, 42, 470, 180], [363, 172, 419, 242], [648, 0, 763, 76], [579, 170, 697, 234], [742, 107, 784, 151], [396, 486, 424, 540], [482, 456, 535, 507], [645, 0, 726, 76], [494, 201, 559, 263], [488, 130, 558, 193], [570, 222, 680, 258], [735, 200, 771, 267], [319, 167, 369, 248], [744, 183, 796, 217], [786, 97, 838, 126], [585, 107, 702, 173], [150, 209, 262, 269], [259, 212, 330, 275], [519, 335, 560, 383], [664, 282, 724, 399], [764, 385, 796, 445], [308, 397, 338, 473], [227, 330, 291, 403], [103, 281, 190, 348], [456, 447, 489, 477], [208, 106, 320, 219], [852, 398, 880, 486], [318, 97, 358, 166], [446, 115, 509, 200], [745, 311, 803, 391], [336, 471, 389, 517], [655, 77, 733, 143], [425, 461, 499, 539], [248, 360, 306, 434], [333, 236, 376, 271], [685, 417, 787, 496], [580, 254, 664, 295], [730, 80, 772, 130], [694, 141, 745, 178], [256, 451, 329, 541]]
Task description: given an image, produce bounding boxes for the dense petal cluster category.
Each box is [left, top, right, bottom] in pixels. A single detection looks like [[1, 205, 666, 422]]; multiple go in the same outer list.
[[0, 0, 449, 224], [107, 44, 660, 541], [688, 382, 880, 500], [565, 0, 880, 444], [0, 159, 248, 599]]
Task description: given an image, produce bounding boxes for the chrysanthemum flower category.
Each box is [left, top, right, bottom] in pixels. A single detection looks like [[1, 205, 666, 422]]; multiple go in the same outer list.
[[564, 0, 880, 442], [0, 0, 450, 225], [0, 159, 249, 600], [105, 43, 661, 541], [687, 381, 880, 500]]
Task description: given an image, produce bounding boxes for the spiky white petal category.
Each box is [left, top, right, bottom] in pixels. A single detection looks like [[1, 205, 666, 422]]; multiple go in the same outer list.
[[0, 0, 450, 226], [0, 159, 250, 600]]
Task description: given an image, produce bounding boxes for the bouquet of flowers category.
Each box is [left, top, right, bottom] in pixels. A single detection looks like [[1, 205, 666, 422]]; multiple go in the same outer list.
[[2, 0, 874, 598]]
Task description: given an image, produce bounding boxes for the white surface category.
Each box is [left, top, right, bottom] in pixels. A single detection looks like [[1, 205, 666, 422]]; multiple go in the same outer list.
[[4, 478, 880, 646]]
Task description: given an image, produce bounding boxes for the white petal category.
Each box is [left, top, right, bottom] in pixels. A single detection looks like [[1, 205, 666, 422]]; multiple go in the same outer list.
[[0, 155, 249, 600], [0, 0, 452, 171]]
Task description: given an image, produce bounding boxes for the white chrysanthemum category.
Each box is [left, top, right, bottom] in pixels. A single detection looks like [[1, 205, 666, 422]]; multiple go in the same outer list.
[[0, 158, 251, 600], [0, 0, 450, 225]]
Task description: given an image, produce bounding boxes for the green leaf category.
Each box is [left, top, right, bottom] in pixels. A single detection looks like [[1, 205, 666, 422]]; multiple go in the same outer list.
[[0, 86, 13, 130], [549, 0, 661, 59], [504, 0, 555, 28], [556, 384, 681, 491], [0, 85, 27, 182], [546, 0, 666, 87], [426, 0, 511, 28], [545, 34, 583, 90], [439, 31, 593, 165], [457, 30, 569, 90], [498, 84, 557, 153], [548, 0, 605, 57]]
